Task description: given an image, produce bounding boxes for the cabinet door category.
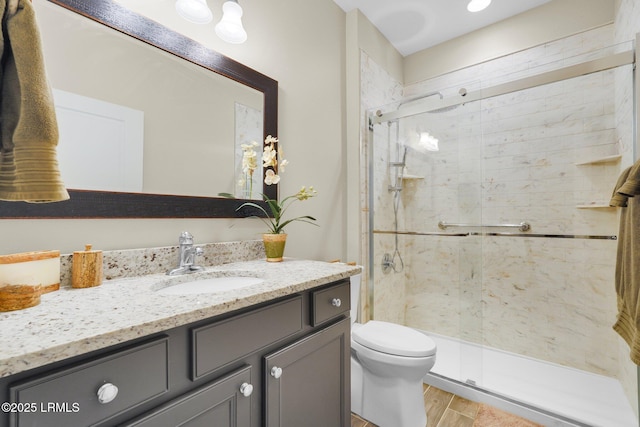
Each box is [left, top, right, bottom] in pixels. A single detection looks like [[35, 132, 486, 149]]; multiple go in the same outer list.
[[264, 317, 350, 427], [124, 365, 253, 427]]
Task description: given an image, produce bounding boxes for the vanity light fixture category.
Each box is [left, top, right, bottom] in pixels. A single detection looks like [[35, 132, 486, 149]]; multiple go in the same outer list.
[[175, 0, 213, 24], [215, 0, 248, 44], [467, 0, 491, 12]]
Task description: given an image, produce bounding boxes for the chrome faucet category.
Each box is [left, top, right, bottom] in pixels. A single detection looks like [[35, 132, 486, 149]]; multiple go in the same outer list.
[[167, 231, 204, 275]]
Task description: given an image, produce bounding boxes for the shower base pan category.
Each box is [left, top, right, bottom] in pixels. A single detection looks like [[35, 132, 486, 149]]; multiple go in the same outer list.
[[423, 331, 636, 427]]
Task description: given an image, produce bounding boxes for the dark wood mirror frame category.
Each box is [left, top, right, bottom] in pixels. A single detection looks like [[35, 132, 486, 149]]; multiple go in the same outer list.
[[0, 0, 277, 219]]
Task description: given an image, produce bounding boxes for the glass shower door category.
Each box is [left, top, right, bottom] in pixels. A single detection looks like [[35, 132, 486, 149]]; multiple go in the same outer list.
[[368, 89, 485, 387], [367, 44, 638, 426]]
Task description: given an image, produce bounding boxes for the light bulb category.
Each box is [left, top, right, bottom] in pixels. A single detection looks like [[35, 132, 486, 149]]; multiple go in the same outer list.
[[176, 0, 213, 24], [215, 1, 248, 44]]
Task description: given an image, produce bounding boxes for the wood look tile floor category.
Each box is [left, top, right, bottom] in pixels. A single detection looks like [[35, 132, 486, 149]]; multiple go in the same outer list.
[[351, 384, 543, 427]]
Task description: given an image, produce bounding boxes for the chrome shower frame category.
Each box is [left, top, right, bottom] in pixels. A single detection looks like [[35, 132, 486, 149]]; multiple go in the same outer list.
[[369, 50, 634, 126]]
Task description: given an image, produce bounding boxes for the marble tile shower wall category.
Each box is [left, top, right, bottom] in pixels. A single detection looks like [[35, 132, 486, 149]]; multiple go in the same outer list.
[[360, 52, 405, 324], [361, 24, 635, 380], [406, 28, 631, 375], [400, 25, 629, 378]]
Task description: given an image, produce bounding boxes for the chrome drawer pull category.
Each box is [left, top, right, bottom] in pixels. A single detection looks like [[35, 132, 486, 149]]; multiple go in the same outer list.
[[331, 298, 342, 307], [239, 382, 254, 397], [97, 383, 119, 404], [270, 366, 283, 379]]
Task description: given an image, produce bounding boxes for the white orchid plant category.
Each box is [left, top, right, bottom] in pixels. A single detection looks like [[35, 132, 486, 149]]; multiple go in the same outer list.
[[262, 135, 286, 185], [238, 140, 259, 198], [238, 135, 318, 234]]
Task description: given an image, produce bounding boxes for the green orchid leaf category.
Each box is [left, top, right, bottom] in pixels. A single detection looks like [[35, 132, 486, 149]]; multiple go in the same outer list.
[[277, 215, 318, 230]]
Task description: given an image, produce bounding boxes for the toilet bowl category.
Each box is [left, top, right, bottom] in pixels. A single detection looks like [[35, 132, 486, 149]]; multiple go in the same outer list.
[[350, 273, 437, 427]]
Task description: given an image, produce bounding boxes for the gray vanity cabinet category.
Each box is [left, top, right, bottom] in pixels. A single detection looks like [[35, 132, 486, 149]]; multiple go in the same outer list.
[[264, 317, 350, 427], [1, 278, 351, 427]]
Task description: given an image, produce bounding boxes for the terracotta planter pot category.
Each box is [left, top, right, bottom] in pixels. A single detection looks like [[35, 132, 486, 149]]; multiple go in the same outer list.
[[262, 233, 287, 262]]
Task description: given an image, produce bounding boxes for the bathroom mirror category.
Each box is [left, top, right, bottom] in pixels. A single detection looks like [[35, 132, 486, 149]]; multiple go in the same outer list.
[[0, 0, 277, 218]]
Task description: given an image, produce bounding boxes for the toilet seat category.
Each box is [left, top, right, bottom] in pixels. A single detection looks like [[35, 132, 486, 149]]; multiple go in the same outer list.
[[352, 320, 436, 357]]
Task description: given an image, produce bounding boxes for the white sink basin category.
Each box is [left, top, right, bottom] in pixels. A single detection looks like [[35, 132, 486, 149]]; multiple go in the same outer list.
[[156, 276, 264, 295]]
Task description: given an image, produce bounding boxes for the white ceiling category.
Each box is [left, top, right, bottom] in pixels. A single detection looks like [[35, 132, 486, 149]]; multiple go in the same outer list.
[[332, 0, 552, 56]]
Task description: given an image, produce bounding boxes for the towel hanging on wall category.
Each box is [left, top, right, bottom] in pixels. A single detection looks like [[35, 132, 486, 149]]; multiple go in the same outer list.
[[610, 161, 640, 364], [0, 0, 69, 202]]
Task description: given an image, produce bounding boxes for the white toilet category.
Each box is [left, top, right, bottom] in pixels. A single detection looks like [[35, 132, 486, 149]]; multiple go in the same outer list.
[[350, 273, 437, 427]]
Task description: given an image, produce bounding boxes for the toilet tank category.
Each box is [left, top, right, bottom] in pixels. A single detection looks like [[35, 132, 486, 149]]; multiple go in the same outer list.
[[350, 273, 361, 324]]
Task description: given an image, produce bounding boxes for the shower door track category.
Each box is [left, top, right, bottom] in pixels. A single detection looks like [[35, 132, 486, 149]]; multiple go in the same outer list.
[[373, 230, 617, 240], [370, 48, 635, 125]]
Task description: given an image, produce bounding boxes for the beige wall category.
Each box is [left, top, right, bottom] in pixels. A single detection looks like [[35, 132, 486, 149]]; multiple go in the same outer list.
[[351, 10, 404, 85], [404, 0, 615, 84], [2, 0, 348, 262]]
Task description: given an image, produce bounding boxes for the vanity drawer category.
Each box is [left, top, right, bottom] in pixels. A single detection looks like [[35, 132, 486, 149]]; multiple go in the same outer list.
[[9, 336, 169, 427], [192, 295, 303, 380], [311, 280, 350, 326]]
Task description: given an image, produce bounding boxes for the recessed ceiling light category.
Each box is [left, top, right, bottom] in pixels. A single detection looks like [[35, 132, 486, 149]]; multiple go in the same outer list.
[[467, 0, 492, 13]]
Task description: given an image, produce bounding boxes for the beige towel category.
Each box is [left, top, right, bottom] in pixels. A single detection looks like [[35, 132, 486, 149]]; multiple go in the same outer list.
[[610, 166, 632, 207], [617, 160, 640, 198], [0, 0, 68, 202], [612, 160, 640, 364]]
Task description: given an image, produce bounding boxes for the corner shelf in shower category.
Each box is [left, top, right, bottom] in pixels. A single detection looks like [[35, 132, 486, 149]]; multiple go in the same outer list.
[[574, 154, 621, 165], [575, 203, 615, 209], [574, 153, 620, 209]]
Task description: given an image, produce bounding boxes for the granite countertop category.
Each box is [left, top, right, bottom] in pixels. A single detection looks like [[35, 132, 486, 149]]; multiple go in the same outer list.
[[0, 258, 361, 378]]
